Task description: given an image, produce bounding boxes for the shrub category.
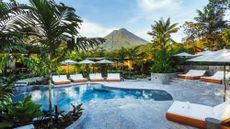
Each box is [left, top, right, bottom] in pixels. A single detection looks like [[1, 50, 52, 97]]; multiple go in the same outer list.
[[0, 96, 43, 128]]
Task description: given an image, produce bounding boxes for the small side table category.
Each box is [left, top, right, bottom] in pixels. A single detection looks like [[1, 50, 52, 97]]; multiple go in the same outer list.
[[205, 118, 221, 129]]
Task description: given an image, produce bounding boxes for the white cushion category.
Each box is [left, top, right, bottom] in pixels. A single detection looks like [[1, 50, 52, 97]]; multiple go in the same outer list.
[[168, 101, 213, 121], [70, 74, 86, 80], [89, 73, 103, 79], [213, 101, 230, 121], [107, 73, 120, 80], [201, 71, 230, 80], [186, 70, 206, 76], [52, 75, 70, 82]]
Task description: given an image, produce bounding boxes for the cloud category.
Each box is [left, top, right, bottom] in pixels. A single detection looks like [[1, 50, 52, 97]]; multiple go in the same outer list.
[[137, 0, 183, 12], [129, 0, 195, 42], [79, 19, 115, 38]]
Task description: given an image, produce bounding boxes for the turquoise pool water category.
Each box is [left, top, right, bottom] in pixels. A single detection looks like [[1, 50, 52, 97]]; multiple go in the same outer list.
[[13, 84, 173, 112]]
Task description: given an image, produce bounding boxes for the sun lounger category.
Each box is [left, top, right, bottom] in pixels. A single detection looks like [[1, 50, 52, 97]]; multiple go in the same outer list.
[[200, 71, 230, 84], [106, 73, 121, 82], [89, 73, 104, 82], [52, 75, 71, 85], [166, 100, 230, 129], [177, 69, 206, 80], [70, 74, 88, 82]]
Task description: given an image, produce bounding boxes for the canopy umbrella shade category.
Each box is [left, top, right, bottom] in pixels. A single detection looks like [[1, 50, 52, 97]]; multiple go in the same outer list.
[[96, 59, 114, 64], [60, 59, 78, 75], [79, 59, 95, 64], [96, 59, 114, 74], [79, 59, 95, 73], [188, 49, 230, 101], [194, 50, 213, 56], [174, 52, 195, 58]]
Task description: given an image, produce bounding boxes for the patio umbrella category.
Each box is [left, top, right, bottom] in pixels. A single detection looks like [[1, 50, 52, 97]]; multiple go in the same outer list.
[[195, 50, 213, 56], [79, 59, 95, 64], [96, 59, 114, 64], [174, 52, 195, 58], [96, 59, 114, 73], [60, 59, 78, 74], [79, 59, 95, 73], [188, 49, 230, 101]]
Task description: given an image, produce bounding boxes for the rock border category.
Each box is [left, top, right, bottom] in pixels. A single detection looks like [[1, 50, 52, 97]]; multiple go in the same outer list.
[[65, 110, 88, 129]]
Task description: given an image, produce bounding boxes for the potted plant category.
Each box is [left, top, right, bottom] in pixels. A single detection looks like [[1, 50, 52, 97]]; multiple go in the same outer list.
[[148, 18, 179, 84]]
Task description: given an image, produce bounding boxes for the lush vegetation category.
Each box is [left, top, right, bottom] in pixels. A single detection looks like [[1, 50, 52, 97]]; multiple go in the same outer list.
[[148, 18, 179, 73], [0, 0, 230, 128], [0, 0, 102, 128]]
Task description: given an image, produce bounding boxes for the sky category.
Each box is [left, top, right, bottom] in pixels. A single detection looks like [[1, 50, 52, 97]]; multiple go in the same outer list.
[[7, 0, 210, 42]]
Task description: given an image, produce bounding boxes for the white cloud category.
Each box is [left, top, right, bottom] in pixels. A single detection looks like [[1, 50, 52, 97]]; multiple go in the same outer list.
[[130, 0, 197, 42], [79, 19, 115, 38], [137, 0, 183, 11]]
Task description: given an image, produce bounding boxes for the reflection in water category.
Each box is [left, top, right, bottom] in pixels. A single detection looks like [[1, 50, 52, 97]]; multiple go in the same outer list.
[[13, 84, 172, 112]]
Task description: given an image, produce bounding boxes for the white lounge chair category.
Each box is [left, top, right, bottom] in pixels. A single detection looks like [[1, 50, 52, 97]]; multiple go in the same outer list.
[[166, 100, 230, 129], [200, 71, 230, 84], [89, 73, 104, 82], [177, 69, 206, 80], [52, 75, 70, 85], [106, 73, 121, 82], [70, 74, 88, 82]]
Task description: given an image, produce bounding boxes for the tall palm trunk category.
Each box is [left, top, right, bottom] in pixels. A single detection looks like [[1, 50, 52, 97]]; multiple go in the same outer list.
[[48, 54, 53, 121]]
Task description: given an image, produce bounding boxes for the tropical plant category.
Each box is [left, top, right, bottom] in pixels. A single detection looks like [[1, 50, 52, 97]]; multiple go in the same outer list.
[[194, 0, 228, 50], [148, 18, 179, 73], [0, 76, 14, 104], [0, 96, 43, 128], [34, 104, 83, 129], [12, 0, 104, 120]]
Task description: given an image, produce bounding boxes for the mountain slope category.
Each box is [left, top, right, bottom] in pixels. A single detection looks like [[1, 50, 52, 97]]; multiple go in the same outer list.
[[101, 28, 147, 51]]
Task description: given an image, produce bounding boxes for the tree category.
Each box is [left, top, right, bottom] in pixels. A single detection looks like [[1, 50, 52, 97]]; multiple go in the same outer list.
[[148, 18, 179, 49], [15, 0, 104, 120], [194, 0, 228, 50], [148, 18, 179, 73]]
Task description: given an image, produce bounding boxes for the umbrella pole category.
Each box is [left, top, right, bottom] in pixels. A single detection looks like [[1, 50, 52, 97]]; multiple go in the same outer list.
[[224, 65, 227, 102], [93, 64, 95, 73], [68, 64, 69, 75]]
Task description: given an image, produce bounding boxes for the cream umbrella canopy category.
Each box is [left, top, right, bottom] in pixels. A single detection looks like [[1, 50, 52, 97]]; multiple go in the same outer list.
[[79, 59, 95, 64], [96, 59, 114, 73], [96, 59, 114, 64], [174, 52, 195, 58], [60, 59, 78, 74], [188, 49, 230, 101], [79, 59, 95, 73], [194, 50, 213, 56]]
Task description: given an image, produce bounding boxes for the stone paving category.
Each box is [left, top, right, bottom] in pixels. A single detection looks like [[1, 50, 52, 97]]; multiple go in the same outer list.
[[82, 78, 230, 129]]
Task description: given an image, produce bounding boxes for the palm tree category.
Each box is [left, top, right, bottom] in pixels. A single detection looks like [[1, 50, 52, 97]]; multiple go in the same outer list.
[[148, 18, 179, 49], [148, 18, 179, 73], [15, 0, 104, 119]]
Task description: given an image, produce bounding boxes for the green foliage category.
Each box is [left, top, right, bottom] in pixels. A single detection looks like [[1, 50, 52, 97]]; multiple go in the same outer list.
[[193, 0, 228, 50], [0, 76, 14, 104], [148, 18, 179, 49], [0, 96, 43, 128], [35, 104, 83, 129], [148, 18, 179, 73], [150, 49, 175, 73]]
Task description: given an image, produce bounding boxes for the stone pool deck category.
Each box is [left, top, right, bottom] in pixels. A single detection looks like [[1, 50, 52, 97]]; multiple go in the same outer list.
[[82, 78, 230, 129]]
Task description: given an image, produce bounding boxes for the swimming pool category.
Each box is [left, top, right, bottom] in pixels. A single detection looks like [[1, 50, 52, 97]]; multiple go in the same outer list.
[[13, 84, 173, 112]]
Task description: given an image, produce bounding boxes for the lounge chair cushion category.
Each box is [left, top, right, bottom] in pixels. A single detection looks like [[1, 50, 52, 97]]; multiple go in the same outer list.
[[89, 73, 104, 80], [107, 73, 120, 80], [52, 75, 70, 83], [213, 101, 230, 121], [201, 71, 230, 81], [167, 101, 214, 121], [183, 70, 206, 76], [70, 74, 87, 81]]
